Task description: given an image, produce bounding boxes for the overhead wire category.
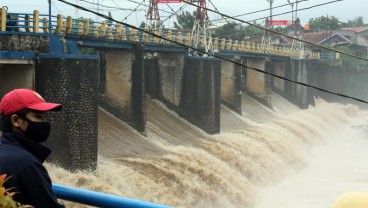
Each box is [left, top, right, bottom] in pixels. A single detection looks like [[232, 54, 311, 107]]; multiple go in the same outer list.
[[249, 0, 343, 22], [208, 0, 229, 24], [55, 0, 368, 105], [184, 0, 368, 63], [79, 0, 144, 11], [123, 0, 145, 22], [209, 0, 309, 23]]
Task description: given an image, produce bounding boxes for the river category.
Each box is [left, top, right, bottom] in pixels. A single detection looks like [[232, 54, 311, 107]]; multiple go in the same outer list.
[[46, 95, 368, 208]]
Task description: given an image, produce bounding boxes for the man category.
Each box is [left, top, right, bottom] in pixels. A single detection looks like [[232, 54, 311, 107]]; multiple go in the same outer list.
[[0, 88, 65, 208]]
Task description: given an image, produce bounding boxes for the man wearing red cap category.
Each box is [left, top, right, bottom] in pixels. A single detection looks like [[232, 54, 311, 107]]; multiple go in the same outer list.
[[0, 89, 65, 207]]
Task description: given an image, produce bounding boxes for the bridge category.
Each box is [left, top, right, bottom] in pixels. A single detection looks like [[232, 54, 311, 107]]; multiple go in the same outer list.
[[0, 5, 340, 171]]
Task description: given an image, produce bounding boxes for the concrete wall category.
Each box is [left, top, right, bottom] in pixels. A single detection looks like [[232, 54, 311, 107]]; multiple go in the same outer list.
[[145, 55, 221, 134], [220, 59, 242, 114], [291, 60, 309, 108], [245, 58, 272, 106], [0, 64, 34, 95], [98, 45, 146, 133]]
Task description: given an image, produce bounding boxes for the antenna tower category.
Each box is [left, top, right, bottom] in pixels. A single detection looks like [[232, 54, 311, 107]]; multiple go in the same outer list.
[[190, 0, 213, 56], [291, 17, 305, 58], [146, 0, 161, 31], [261, 18, 272, 53]]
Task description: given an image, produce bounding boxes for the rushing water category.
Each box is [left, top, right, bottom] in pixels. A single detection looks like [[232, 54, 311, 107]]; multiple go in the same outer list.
[[46, 96, 368, 208]]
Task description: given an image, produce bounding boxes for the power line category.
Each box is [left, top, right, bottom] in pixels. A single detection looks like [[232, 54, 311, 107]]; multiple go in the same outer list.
[[210, 0, 309, 23], [123, 0, 145, 21], [250, 0, 342, 22], [208, 0, 229, 24], [185, 0, 368, 63], [55, 0, 368, 105], [79, 0, 144, 11]]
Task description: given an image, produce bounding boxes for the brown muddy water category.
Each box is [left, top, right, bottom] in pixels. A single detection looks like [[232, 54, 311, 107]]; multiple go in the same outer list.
[[46, 95, 368, 208]]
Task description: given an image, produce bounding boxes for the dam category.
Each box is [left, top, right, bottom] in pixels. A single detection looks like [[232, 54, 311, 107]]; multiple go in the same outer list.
[[0, 5, 368, 208]]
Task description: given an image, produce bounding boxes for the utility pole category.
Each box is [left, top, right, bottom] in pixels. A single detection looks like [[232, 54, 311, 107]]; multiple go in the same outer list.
[[266, 0, 275, 21], [287, 0, 294, 23], [295, 0, 300, 20], [75, 0, 79, 17]]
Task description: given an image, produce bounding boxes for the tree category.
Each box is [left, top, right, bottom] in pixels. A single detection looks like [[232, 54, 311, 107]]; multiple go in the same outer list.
[[174, 11, 196, 30], [213, 22, 244, 40], [347, 16, 365, 27], [309, 16, 340, 30]]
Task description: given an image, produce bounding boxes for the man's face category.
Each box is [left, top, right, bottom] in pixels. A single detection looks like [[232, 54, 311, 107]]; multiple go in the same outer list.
[[11, 111, 47, 134], [25, 111, 47, 122]]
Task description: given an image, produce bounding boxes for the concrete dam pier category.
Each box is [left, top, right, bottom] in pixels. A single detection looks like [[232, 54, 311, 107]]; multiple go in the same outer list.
[[0, 32, 360, 172]]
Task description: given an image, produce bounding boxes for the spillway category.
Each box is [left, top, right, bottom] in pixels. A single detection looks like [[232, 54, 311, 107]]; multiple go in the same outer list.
[[47, 96, 368, 208]]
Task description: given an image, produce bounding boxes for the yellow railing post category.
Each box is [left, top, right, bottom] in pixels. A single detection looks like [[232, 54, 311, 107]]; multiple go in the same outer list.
[[115, 24, 122, 40], [33, 10, 39, 33], [24, 15, 31, 32], [214, 37, 219, 51], [240, 41, 245, 51], [143, 31, 150, 42], [154, 30, 161, 43], [77, 21, 83, 34], [130, 28, 137, 41], [99, 21, 106, 37], [121, 27, 127, 41], [42, 17, 48, 33], [177, 32, 182, 44], [82, 18, 89, 36], [65, 16, 72, 34], [107, 26, 113, 39], [0, 7, 6, 31], [93, 25, 99, 37], [232, 40, 238, 51], [54, 14, 62, 34], [185, 32, 190, 46], [220, 39, 225, 50]]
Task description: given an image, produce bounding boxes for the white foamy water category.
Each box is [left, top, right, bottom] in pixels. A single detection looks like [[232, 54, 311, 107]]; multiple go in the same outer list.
[[255, 117, 368, 208], [45, 98, 368, 208]]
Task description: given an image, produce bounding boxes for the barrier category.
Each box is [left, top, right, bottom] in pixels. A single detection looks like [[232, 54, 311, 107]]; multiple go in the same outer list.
[[52, 184, 173, 208]]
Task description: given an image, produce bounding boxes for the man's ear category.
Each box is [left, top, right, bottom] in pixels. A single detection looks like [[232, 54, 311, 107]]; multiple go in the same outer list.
[[10, 114, 21, 127]]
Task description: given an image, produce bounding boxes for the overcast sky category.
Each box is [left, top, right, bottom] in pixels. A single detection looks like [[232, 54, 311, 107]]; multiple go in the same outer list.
[[1, 0, 367, 27]]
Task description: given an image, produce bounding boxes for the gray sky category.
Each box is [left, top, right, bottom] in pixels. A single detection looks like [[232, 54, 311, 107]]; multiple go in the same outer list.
[[1, 0, 367, 27]]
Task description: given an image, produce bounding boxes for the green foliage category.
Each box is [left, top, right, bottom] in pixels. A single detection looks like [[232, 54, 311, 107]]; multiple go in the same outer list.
[[213, 22, 244, 40], [174, 11, 196, 29], [340, 16, 366, 27], [309, 16, 340, 30], [0, 174, 33, 208], [337, 46, 368, 71], [243, 23, 264, 39]]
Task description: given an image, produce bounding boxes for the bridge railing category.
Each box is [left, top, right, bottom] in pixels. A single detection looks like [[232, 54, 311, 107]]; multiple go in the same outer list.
[[52, 184, 172, 208], [0, 8, 320, 59]]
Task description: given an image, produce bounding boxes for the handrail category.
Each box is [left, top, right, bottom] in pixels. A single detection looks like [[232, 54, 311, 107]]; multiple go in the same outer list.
[[52, 184, 173, 208], [0, 9, 322, 59]]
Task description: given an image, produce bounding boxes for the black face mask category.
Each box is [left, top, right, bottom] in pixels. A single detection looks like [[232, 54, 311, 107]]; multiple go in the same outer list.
[[19, 116, 51, 143]]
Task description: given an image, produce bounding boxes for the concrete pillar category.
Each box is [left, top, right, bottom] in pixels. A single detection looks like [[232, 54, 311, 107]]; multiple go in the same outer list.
[[98, 45, 146, 133], [220, 58, 242, 114], [0, 64, 34, 96], [245, 58, 271, 106], [157, 52, 185, 107], [36, 55, 99, 171], [181, 57, 221, 134]]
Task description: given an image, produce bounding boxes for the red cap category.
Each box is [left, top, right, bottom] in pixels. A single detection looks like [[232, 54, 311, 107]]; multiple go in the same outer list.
[[0, 89, 62, 117]]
